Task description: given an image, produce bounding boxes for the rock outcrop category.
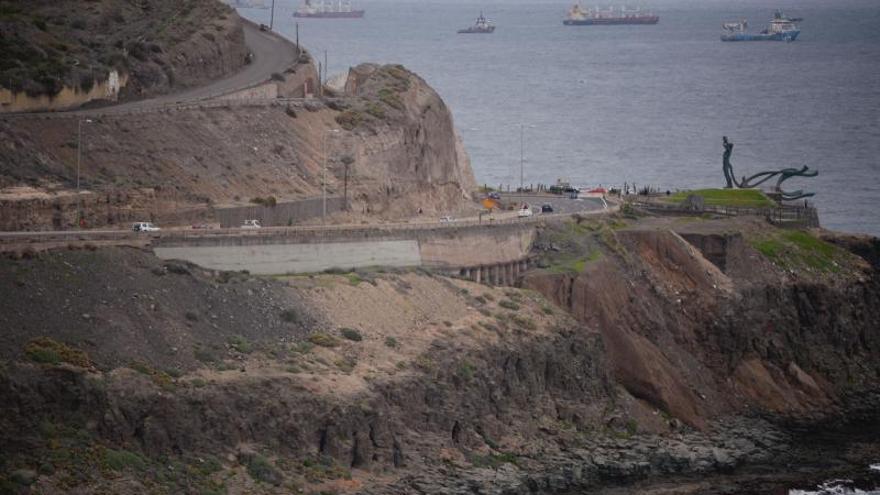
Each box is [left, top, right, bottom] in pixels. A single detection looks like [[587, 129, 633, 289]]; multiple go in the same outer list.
[[0, 65, 476, 230], [0, 0, 248, 111]]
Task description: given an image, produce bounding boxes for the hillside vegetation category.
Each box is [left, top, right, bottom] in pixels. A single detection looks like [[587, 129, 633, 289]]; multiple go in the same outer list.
[[664, 188, 775, 208], [0, 0, 246, 99]]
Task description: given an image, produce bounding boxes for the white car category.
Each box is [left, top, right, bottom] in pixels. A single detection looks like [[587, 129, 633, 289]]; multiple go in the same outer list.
[[132, 222, 160, 232], [242, 219, 262, 229], [439, 216, 455, 223], [518, 208, 533, 218]]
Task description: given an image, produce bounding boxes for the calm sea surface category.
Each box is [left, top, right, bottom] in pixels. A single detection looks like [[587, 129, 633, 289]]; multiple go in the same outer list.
[[240, 0, 880, 236]]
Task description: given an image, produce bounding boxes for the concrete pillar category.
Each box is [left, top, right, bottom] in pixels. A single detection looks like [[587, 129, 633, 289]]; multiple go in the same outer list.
[[475, 266, 482, 284]]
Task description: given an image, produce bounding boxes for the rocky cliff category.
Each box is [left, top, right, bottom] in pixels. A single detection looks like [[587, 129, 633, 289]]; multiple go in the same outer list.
[[1, 216, 878, 493], [523, 216, 880, 430], [0, 64, 476, 230], [0, 0, 248, 110]]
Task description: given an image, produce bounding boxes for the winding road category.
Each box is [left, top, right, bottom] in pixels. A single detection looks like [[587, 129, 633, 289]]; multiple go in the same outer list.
[[76, 20, 300, 115]]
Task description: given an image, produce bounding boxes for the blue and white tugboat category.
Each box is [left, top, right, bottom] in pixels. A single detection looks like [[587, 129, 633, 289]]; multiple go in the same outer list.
[[721, 10, 801, 41]]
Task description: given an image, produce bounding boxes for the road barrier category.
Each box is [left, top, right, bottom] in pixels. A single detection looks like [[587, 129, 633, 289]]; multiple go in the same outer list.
[[630, 200, 819, 228]]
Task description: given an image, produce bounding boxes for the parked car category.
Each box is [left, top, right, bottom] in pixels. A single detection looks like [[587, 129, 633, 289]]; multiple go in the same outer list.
[[132, 222, 160, 232], [541, 204, 554, 213], [191, 223, 212, 230], [242, 219, 262, 229], [488, 192, 501, 200], [439, 216, 456, 223], [518, 208, 533, 218]]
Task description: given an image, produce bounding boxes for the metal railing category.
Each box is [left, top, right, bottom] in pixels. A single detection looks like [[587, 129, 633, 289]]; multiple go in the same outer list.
[[629, 200, 819, 228]]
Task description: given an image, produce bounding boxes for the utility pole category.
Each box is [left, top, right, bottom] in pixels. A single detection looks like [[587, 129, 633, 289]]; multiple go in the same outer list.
[[270, 0, 276, 29], [519, 123, 524, 191], [323, 129, 340, 223], [323, 50, 328, 86], [295, 23, 300, 54]]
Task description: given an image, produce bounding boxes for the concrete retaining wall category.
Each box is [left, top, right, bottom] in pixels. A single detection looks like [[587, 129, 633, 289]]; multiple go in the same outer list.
[[152, 222, 537, 275], [155, 239, 421, 275]]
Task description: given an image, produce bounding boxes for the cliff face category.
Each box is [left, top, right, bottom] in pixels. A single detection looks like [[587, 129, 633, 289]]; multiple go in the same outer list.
[[523, 217, 880, 429], [0, 217, 878, 493], [0, 0, 247, 111], [0, 65, 476, 229], [0, 248, 613, 493]]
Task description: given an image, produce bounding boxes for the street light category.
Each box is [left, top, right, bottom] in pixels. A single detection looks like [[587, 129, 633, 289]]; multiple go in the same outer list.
[[519, 123, 536, 192], [269, 0, 276, 30], [76, 118, 93, 194], [323, 128, 340, 223]]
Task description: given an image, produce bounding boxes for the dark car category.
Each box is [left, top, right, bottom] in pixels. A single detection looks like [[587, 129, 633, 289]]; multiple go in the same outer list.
[[488, 192, 501, 200], [541, 204, 554, 213]]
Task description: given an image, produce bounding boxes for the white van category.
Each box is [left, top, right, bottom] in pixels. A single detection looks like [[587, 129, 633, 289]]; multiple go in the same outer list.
[[242, 219, 262, 229], [132, 222, 160, 232]]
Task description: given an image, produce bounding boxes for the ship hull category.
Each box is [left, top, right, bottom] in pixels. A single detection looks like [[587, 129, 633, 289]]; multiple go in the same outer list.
[[563, 16, 659, 25], [293, 10, 364, 18], [457, 27, 495, 33], [721, 30, 799, 41]]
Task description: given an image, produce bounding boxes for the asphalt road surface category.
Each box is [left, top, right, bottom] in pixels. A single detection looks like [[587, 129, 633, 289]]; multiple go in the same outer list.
[[75, 21, 299, 115], [497, 193, 607, 215]]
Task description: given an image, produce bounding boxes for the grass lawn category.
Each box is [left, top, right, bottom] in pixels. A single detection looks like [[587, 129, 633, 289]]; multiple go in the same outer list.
[[663, 188, 775, 208], [748, 229, 848, 273]]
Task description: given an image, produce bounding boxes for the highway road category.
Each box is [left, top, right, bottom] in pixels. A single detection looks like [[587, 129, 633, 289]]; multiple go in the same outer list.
[[73, 20, 300, 115]]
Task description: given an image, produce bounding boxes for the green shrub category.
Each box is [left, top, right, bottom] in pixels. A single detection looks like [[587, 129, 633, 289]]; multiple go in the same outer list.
[[194, 347, 217, 363], [245, 454, 282, 485], [384, 336, 399, 349], [280, 309, 299, 323], [24, 337, 91, 367], [498, 300, 520, 311], [511, 315, 536, 330], [457, 361, 475, 382], [365, 102, 385, 119], [102, 448, 147, 472], [335, 110, 363, 130], [335, 357, 356, 373], [308, 333, 339, 348], [340, 328, 362, 342], [228, 335, 253, 354]]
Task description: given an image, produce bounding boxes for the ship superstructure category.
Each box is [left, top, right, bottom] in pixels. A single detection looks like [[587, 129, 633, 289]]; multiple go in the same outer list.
[[721, 10, 800, 41], [563, 4, 659, 25], [458, 12, 496, 33], [293, 0, 364, 18]]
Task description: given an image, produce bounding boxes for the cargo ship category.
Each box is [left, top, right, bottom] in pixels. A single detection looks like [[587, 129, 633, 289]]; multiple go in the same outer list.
[[721, 10, 801, 41], [458, 12, 495, 34], [563, 4, 659, 25], [293, 0, 364, 18]]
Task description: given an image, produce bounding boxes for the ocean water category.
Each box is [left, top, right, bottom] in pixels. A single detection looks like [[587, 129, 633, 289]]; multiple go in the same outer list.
[[240, 0, 880, 236]]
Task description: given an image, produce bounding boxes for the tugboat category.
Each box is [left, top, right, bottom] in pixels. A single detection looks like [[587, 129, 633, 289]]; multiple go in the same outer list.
[[293, 0, 364, 18], [458, 12, 495, 33], [563, 4, 659, 25], [721, 10, 800, 41]]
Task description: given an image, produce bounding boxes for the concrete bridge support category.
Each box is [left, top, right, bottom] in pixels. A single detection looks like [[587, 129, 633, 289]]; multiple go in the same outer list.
[[455, 258, 531, 287]]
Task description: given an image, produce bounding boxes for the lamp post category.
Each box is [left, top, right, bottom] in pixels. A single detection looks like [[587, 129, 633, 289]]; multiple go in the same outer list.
[[269, 0, 276, 30], [323, 128, 340, 223], [76, 118, 93, 194], [519, 123, 535, 192]]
